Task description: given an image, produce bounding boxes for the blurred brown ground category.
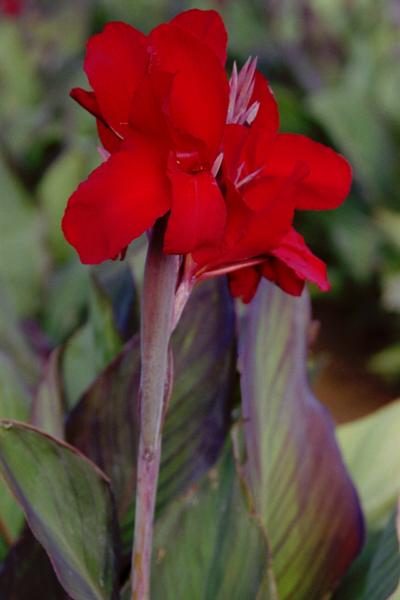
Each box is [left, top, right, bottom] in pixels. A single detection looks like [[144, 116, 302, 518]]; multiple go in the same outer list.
[[313, 299, 400, 424]]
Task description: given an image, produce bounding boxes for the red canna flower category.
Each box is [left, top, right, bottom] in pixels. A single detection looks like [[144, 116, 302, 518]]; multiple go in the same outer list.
[[186, 56, 350, 301], [62, 9, 352, 301], [0, 0, 23, 17], [63, 10, 229, 263]]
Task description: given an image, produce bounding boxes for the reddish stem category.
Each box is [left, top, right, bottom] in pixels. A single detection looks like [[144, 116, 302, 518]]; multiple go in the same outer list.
[[131, 220, 179, 600]]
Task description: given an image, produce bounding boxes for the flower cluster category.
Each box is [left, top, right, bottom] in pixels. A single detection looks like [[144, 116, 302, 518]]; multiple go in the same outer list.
[[62, 9, 351, 302]]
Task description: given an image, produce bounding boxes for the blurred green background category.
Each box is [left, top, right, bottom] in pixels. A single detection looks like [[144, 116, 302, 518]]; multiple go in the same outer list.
[[1, 0, 400, 421]]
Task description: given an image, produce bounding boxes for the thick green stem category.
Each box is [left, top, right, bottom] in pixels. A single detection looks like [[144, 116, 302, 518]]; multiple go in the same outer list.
[[131, 221, 179, 600]]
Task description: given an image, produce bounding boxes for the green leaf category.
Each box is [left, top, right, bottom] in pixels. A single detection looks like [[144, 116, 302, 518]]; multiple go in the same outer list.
[[0, 354, 31, 556], [335, 401, 400, 599], [308, 45, 396, 201], [88, 275, 124, 371], [43, 260, 90, 344], [376, 209, 400, 253], [62, 272, 125, 408], [332, 530, 386, 600], [361, 503, 400, 600], [0, 421, 120, 600], [62, 324, 98, 410], [91, 261, 138, 342], [238, 281, 364, 599], [151, 444, 271, 600], [368, 344, 400, 383], [338, 400, 400, 529], [66, 279, 235, 557], [326, 205, 382, 283], [38, 148, 95, 264], [0, 22, 42, 156], [0, 288, 40, 387], [30, 348, 65, 439], [0, 154, 46, 317], [0, 353, 31, 422]]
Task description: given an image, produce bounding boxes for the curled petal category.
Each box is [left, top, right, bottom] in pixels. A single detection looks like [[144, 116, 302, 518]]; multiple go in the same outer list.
[[62, 138, 170, 264], [170, 9, 227, 66], [269, 228, 330, 292], [228, 229, 329, 301], [70, 88, 101, 120], [149, 23, 229, 164], [96, 121, 122, 154], [84, 22, 148, 136], [266, 134, 352, 210], [70, 88, 122, 153], [164, 168, 226, 255], [229, 266, 261, 304], [261, 260, 305, 296]]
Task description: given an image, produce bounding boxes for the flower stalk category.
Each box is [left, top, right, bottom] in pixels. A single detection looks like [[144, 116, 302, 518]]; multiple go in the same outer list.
[[131, 220, 180, 600]]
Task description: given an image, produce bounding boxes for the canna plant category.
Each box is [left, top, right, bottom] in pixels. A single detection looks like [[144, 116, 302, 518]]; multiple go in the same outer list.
[[0, 8, 399, 600]]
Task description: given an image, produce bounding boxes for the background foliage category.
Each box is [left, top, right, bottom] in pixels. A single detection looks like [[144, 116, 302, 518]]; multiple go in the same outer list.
[[2, 0, 400, 418], [0, 0, 400, 598]]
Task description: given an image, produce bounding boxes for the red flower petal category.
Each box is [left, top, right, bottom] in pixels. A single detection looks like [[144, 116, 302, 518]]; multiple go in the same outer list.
[[270, 228, 330, 292], [62, 137, 170, 264], [193, 179, 294, 270], [251, 70, 280, 135], [261, 259, 305, 296], [242, 162, 307, 213], [129, 69, 174, 138], [266, 134, 352, 210], [96, 121, 122, 154], [84, 22, 148, 137], [170, 9, 227, 66], [164, 168, 226, 255], [222, 124, 250, 183], [228, 266, 261, 303], [70, 88, 101, 120], [70, 88, 122, 153], [226, 188, 294, 261], [0, 0, 23, 17], [149, 23, 229, 164]]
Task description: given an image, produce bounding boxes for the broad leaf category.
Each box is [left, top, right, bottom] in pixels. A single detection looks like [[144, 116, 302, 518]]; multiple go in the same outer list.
[[0, 354, 31, 423], [308, 49, 396, 200], [158, 279, 235, 511], [62, 275, 125, 409], [338, 400, 400, 528], [0, 22, 41, 157], [66, 279, 235, 557], [30, 348, 65, 439], [0, 288, 40, 387], [0, 154, 46, 317], [62, 324, 99, 410], [0, 421, 120, 600], [87, 274, 124, 371], [334, 401, 400, 599], [151, 443, 270, 600], [38, 148, 95, 264], [0, 528, 71, 600], [238, 280, 364, 599], [0, 354, 30, 556], [43, 261, 90, 344], [91, 261, 138, 342], [361, 501, 400, 600]]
